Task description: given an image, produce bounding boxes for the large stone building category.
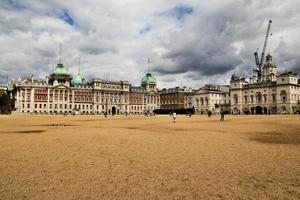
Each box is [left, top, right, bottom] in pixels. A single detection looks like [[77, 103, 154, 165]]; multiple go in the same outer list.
[[230, 54, 300, 114], [8, 54, 300, 115], [9, 62, 159, 115], [159, 86, 194, 110], [129, 73, 160, 114], [194, 84, 230, 115]]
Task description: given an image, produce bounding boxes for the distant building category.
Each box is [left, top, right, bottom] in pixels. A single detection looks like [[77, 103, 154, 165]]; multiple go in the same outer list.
[[230, 54, 300, 114], [194, 84, 230, 115], [129, 73, 160, 114], [159, 86, 194, 110], [9, 62, 159, 115], [8, 54, 299, 115]]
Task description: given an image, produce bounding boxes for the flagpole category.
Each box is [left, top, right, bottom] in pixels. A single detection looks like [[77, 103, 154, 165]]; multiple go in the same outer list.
[[59, 44, 62, 64], [147, 57, 150, 73]]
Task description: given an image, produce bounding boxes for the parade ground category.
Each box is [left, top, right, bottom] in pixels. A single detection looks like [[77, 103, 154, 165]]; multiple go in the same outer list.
[[0, 115, 299, 199]]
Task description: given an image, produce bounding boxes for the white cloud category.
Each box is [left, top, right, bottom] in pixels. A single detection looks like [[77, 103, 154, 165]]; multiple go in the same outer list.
[[0, 0, 299, 88]]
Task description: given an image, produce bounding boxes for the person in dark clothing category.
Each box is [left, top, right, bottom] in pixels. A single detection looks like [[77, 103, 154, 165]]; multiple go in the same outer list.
[[207, 110, 212, 117], [220, 110, 225, 121]]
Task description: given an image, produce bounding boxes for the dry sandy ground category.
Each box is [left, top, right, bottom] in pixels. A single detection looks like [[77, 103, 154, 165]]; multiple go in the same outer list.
[[0, 114, 299, 200]]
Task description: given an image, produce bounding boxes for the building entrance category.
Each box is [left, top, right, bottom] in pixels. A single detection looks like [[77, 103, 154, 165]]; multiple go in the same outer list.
[[112, 106, 116, 115], [255, 106, 263, 114]]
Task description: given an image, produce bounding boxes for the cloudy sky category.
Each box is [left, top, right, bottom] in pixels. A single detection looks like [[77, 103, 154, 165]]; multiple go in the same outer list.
[[0, 0, 299, 88]]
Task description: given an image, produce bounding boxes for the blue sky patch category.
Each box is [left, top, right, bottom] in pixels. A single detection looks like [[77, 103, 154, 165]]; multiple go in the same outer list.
[[173, 5, 194, 20], [2, 0, 26, 10], [161, 4, 194, 21], [58, 10, 74, 26], [139, 24, 151, 34]]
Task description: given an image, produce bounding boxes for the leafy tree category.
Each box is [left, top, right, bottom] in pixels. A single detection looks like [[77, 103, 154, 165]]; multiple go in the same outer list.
[[0, 93, 11, 114]]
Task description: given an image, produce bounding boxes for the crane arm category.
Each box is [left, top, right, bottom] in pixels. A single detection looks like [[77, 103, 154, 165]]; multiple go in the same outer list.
[[259, 20, 272, 68]]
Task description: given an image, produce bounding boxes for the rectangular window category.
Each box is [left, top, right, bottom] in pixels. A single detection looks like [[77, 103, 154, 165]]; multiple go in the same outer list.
[[272, 94, 276, 102]]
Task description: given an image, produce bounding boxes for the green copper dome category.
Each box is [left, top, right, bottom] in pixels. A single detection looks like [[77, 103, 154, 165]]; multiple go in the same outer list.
[[142, 73, 156, 84], [52, 63, 69, 75], [72, 73, 85, 84]]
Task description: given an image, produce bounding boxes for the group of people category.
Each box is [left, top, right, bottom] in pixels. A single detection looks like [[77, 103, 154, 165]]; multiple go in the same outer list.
[[171, 110, 226, 123], [98, 109, 226, 122]]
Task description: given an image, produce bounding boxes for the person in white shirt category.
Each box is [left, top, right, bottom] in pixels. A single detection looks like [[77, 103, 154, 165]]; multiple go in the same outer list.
[[172, 112, 176, 123]]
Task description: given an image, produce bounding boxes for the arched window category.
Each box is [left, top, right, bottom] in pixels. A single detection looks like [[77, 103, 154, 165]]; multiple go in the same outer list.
[[200, 98, 204, 106], [280, 90, 287, 103], [233, 94, 238, 105], [272, 94, 276, 102], [205, 97, 209, 106], [263, 94, 267, 102], [255, 92, 262, 104]]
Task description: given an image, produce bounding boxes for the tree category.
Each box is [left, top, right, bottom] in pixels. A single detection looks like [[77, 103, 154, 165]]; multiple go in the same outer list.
[[0, 93, 11, 114]]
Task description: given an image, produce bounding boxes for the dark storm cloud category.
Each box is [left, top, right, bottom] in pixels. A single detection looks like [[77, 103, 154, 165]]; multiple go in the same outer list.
[[158, 44, 242, 76], [0, 72, 9, 84], [274, 40, 300, 73], [151, 0, 300, 81], [153, 3, 245, 76]]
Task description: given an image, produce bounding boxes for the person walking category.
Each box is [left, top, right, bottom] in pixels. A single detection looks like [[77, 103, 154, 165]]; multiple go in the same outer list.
[[207, 110, 212, 117], [173, 112, 177, 123], [220, 110, 225, 121]]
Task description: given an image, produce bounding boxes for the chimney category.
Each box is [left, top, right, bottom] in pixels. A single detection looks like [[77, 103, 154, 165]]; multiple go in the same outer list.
[[31, 75, 34, 84], [46, 76, 49, 84]]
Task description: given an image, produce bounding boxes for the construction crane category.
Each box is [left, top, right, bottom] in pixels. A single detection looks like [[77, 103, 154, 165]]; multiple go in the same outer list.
[[254, 20, 272, 82]]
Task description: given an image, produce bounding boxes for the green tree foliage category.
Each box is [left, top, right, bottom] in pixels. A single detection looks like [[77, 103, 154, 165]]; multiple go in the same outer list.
[[0, 93, 11, 114]]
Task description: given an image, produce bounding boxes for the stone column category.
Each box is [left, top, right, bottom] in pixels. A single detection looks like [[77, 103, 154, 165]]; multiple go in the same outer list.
[[93, 90, 96, 113], [30, 88, 34, 113], [62, 90, 65, 113], [15, 90, 19, 112], [72, 89, 75, 113], [47, 88, 50, 113]]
